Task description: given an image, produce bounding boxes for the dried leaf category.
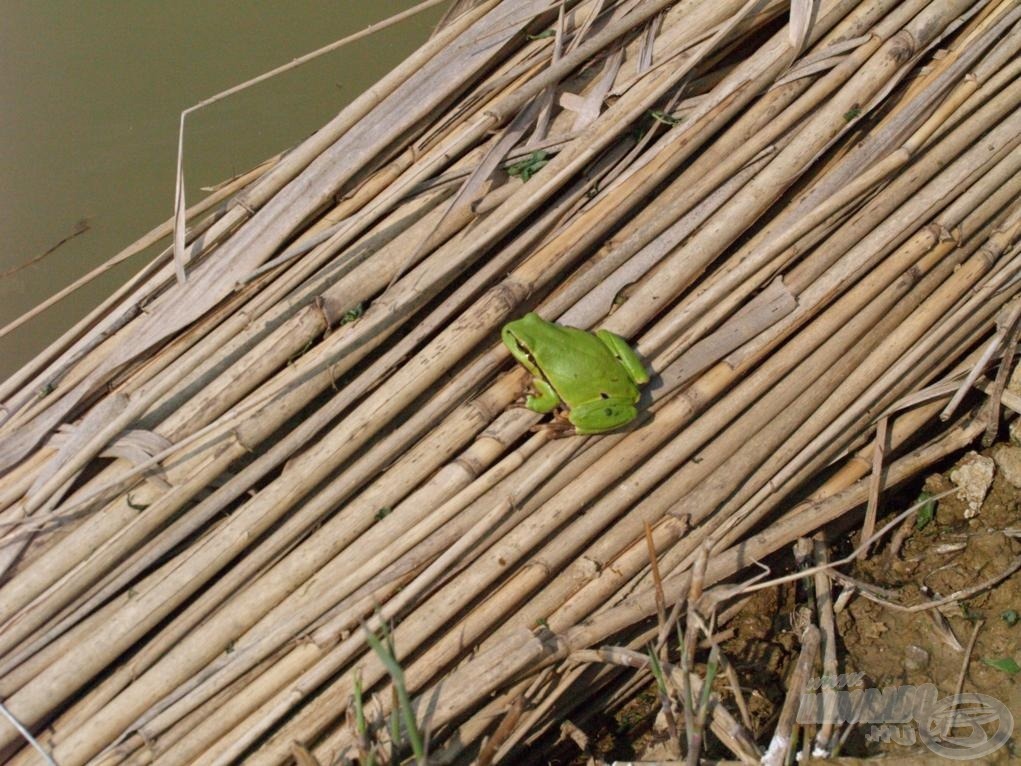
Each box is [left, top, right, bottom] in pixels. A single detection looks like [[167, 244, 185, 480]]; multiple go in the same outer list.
[[173, 116, 188, 285], [788, 0, 818, 55], [558, 48, 623, 131]]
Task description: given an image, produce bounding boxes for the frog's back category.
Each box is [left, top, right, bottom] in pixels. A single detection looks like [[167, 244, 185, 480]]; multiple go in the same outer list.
[[539, 324, 640, 403]]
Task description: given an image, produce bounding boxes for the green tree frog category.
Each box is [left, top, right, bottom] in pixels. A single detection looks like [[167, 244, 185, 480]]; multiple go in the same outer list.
[[501, 312, 650, 434]]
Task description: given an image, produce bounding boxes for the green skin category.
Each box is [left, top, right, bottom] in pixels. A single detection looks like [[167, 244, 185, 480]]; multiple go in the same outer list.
[[501, 312, 650, 434]]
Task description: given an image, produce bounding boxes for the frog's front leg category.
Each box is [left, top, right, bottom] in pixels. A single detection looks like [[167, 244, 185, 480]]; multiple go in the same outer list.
[[595, 329, 650, 385], [525, 378, 560, 413]]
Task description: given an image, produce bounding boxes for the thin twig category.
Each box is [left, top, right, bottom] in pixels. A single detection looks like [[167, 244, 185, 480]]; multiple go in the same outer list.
[[645, 521, 668, 629], [861, 416, 888, 552], [0, 702, 57, 766], [171, 0, 456, 280], [732, 490, 959, 598], [0, 219, 90, 280], [830, 554, 1021, 613], [763, 625, 820, 766], [812, 538, 839, 755]]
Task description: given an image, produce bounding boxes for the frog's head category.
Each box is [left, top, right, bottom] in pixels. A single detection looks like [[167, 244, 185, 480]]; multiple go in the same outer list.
[[501, 312, 545, 355], [501, 312, 549, 378]]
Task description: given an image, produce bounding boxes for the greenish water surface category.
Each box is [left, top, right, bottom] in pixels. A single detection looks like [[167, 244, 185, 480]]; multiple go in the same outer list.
[[0, 1, 442, 380]]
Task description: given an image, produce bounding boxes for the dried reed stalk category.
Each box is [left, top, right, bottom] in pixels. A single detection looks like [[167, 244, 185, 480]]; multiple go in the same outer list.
[[0, 0, 1019, 764]]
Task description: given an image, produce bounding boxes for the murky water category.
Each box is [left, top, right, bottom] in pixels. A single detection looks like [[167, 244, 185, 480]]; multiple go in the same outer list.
[[0, 1, 443, 380]]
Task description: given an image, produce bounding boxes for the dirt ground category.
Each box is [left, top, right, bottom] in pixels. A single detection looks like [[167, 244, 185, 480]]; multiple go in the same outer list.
[[556, 441, 1021, 764]]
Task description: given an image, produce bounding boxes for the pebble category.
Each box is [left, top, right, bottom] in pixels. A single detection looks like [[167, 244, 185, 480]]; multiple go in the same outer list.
[[948, 451, 994, 519], [1010, 416, 1021, 447], [904, 644, 930, 672], [1008, 362, 1021, 397], [991, 443, 1021, 489]]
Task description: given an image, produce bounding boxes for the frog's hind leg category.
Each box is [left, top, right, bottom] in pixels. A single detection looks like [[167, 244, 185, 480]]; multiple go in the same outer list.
[[525, 378, 559, 413], [568, 397, 638, 434], [595, 329, 650, 385]]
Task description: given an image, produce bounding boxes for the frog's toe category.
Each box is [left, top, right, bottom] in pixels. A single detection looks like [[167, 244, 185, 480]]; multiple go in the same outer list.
[[532, 415, 575, 439]]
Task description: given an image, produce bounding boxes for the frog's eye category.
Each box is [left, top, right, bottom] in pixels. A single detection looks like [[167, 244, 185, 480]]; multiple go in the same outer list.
[[599, 392, 609, 399]]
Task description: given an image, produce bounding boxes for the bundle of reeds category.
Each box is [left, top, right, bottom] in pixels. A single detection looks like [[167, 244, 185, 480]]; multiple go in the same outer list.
[[1, 0, 1020, 763]]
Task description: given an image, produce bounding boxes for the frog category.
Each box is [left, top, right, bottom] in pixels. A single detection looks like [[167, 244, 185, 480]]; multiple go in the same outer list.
[[501, 312, 650, 434]]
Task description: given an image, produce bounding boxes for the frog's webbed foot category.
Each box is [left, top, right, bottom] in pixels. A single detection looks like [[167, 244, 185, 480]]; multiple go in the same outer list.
[[529, 411, 576, 438], [596, 328, 650, 385]]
